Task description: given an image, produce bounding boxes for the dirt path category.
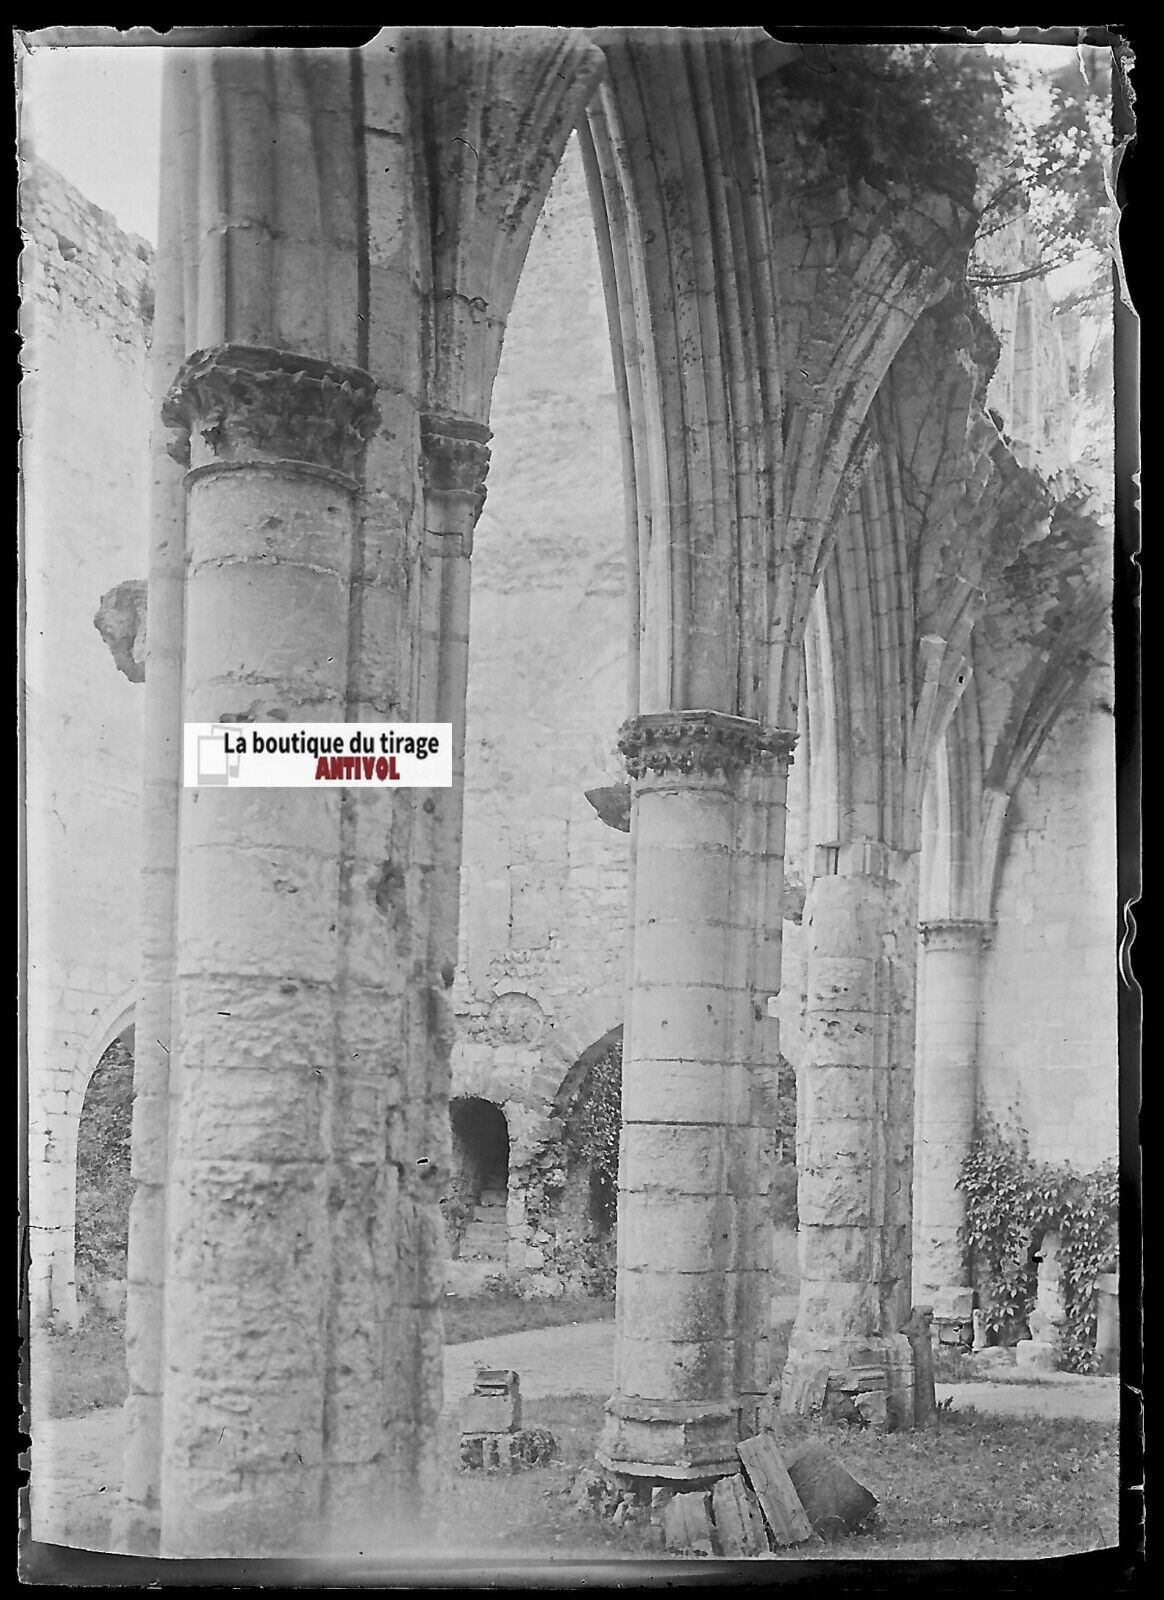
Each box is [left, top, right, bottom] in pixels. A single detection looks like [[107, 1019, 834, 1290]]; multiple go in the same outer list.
[[934, 1377, 1119, 1422], [27, 1322, 1120, 1552], [444, 1318, 615, 1401]]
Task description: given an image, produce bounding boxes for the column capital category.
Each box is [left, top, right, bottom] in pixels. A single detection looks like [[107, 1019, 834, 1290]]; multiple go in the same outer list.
[[918, 917, 995, 951], [162, 344, 380, 480], [419, 413, 492, 544], [618, 711, 796, 782]]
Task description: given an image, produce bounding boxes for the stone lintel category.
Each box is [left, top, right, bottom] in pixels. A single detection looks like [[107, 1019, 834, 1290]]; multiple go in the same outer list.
[[619, 711, 796, 783], [162, 344, 380, 479], [919, 917, 995, 952]]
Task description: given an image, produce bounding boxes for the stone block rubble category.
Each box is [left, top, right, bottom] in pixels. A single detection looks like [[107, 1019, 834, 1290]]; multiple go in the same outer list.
[[458, 1368, 556, 1473], [566, 1430, 878, 1557]]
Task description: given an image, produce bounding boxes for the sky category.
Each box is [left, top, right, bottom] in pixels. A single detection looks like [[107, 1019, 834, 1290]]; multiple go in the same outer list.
[[18, 41, 164, 242]]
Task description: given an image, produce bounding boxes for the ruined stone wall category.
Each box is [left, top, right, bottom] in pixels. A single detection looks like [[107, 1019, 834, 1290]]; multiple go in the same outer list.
[[21, 140, 1119, 1323], [976, 656, 1119, 1170], [450, 138, 628, 1287], [21, 157, 152, 1324]]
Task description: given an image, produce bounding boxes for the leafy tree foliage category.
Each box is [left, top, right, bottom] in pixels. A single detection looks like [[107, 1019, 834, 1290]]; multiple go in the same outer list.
[[777, 41, 1117, 293], [970, 47, 1118, 291]]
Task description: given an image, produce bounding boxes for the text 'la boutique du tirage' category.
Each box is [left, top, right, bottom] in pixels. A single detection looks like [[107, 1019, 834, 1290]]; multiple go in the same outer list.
[[182, 724, 453, 788]]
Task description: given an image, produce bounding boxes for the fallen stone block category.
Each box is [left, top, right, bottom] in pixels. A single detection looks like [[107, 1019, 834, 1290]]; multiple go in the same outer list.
[[786, 1443, 878, 1538], [1016, 1338, 1061, 1372], [662, 1489, 714, 1555], [459, 1426, 556, 1472], [853, 1389, 887, 1428], [568, 1466, 606, 1510], [516, 1426, 556, 1467], [779, 1358, 830, 1418], [650, 1484, 676, 1516], [462, 1392, 520, 1434], [737, 1433, 814, 1546], [711, 1473, 770, 1557]]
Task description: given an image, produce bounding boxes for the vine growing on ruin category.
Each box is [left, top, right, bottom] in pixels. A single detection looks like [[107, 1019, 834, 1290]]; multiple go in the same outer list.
[[958, 1113, 1118, 1372], [563, 1037, 622, 1233]]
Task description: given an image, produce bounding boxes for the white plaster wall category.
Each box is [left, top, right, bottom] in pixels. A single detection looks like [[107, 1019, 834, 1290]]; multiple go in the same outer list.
[[977, 659, 1119, 1171], [21, 158, 152, 1321]]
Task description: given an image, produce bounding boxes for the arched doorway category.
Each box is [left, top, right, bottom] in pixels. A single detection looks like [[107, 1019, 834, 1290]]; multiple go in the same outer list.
[[448, 1097, 510, 1262], [555, 1027, 622, 1295]]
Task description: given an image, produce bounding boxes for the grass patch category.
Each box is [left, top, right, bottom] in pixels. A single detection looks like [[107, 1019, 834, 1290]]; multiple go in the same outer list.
[[32, 1326, 1116, 1564], [932, 1344, 982, 1383], [442, 1289, 613, 1346], [431, 1393, 658, 1562], [765, 1407, 1117, 1558], [434, 1395, 1117, 1563], [36, 1309, 128, 1420]]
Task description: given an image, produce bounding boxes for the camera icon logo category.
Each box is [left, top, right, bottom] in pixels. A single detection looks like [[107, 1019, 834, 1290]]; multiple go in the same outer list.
[[196, 725, 243, 785]]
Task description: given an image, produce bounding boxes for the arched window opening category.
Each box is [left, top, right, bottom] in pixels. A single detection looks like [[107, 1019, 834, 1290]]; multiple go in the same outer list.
[[74, 1025, 135, 1320], [554, 1031, 622, 1294]]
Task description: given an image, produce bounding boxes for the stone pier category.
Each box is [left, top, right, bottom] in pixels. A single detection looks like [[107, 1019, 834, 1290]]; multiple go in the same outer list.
[[598, 713, 793, 1481], [158, 345, 382, 1555], [781, 847, 918, 1428]]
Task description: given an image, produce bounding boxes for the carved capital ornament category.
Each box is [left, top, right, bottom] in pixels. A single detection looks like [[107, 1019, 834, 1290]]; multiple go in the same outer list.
[[163, 344, 380, 480], [619, 711, 796, 781], [420, 414, 492, 541], [918, 918, 995, 952]]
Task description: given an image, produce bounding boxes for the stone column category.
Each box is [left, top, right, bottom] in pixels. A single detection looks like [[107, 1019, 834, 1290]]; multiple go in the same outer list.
[[115, 138, 191, 1551], [597, 712, 792, 1483], [913, 918, 992, 1343], [416, 414, 490, 971], [157, 344, 379, 1556], [781, 845, 918, 1428], [734, 766, 794, 1437]]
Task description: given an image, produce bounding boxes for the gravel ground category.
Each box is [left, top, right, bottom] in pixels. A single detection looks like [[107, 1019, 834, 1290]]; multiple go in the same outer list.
[[26, 1316, 1119, 1553]]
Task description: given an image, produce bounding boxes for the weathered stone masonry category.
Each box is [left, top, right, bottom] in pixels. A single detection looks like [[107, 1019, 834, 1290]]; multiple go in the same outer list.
[[21, 29, 1120, 1558], [112, 31, 606, 1557], [21, 157, 152, 1338]]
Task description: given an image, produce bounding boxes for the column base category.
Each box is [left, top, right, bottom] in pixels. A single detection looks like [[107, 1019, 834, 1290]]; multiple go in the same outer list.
[[923, 1285, 975, 1350], [779, 1335, 915, 1429], [596, 1396, 741, 1482]]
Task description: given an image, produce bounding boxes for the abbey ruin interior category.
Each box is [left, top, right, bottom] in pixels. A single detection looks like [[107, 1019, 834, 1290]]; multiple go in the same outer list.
[[20, 27, 1129, 1565]]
